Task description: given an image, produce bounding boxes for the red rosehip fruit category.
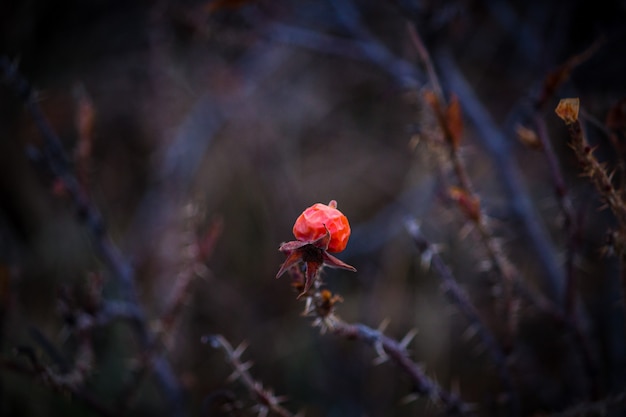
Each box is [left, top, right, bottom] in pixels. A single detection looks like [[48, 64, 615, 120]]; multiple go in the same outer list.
[[292, 200, 351, 253]]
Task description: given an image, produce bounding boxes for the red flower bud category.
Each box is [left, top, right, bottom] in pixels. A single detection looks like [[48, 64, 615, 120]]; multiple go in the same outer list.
[[292, 200, 351, 253]]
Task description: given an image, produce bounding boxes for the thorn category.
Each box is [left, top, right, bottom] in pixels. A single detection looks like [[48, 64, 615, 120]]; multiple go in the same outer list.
[[233, 341, 249, 359], [194, 263, 210, 279], [255, 405, 269, 417], [302, 297, 313, 316], [239, 361, 254, 372], [400, 393, 420, 405], [400, 328, 418, 350], [373, 340, 389, 365], [372, 355, 389, 366], [404, 218, 420, 236], [420, 248, 434, 269], [377, 318, 391, 333], [226, 370, 241, 383]]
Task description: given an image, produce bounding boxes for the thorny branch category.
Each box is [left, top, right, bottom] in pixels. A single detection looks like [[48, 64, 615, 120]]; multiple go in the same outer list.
[[556, 97, 626, 342], [405, 220, 518, 415], [0, 351, 115, 417], [205, 335, 296, 417], [329, 319, 472, 417], [433, 49, 564, 301], [0, 56, 186, 417], [407, 24, 521, 346]]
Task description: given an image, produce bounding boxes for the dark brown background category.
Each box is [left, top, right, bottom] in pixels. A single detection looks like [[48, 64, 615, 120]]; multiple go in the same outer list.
[[1, 1, 626, 416]]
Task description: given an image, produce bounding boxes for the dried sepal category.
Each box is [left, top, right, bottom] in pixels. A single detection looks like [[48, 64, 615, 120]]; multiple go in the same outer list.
[[277, 227, 355, 299]]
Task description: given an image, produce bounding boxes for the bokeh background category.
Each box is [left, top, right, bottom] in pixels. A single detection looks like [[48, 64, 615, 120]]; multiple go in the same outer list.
[[1, 0, 626, 416]]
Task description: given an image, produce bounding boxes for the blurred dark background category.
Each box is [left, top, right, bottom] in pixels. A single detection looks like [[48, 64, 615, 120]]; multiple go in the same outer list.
[[1, 0, 626, 416]]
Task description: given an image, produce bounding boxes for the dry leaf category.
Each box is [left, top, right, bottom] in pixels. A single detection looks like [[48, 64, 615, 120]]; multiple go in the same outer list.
[[446, 94, 463, 149], [555, 98, 580, 124]]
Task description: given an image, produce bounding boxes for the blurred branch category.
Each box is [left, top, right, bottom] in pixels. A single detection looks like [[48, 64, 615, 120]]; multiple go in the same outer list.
[[0, 352, 115, 417], [408, 21, 523, 342], [405, 219, 518, 416], [0, 56, 186, 417], [482, 0, 544, 65], [118, 206, 220, 413], [1, 305, 106, 416], [545, 391, 626, 417], [433, 49, 565, 302], [259, 7, 424, 89], [531, 113, 582, 315], [328, 0, 423, 89]]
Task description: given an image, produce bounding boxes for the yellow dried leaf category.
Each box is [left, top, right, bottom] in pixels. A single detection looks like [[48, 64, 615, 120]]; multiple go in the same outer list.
[[555, 98, 580, 124]]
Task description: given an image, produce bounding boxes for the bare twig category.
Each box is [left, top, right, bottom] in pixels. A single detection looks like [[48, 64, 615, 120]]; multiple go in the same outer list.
[[0, 56, 186, 417], [0, 353, 115, 417]]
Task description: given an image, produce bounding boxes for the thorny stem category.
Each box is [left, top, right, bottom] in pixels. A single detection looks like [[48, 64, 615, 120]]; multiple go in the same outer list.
[[206, 335, 295, 417], [532, 110, 597, 403], [330, 319, 472, 417], [407, 26, 518, 343], [405, 220, 519, 416], [408, 219, 600, 402], [532, 114, 579, 316], [558, 109, 626, 347], [0, 57, 186, 417], [278, 244, 471, 415], [435, 49, 565, 301], [564, 120, 626, 230]]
